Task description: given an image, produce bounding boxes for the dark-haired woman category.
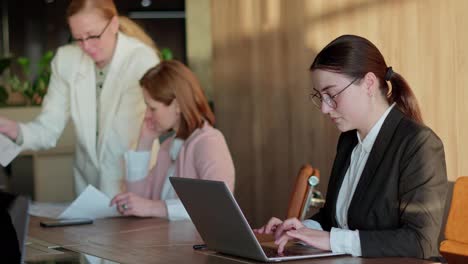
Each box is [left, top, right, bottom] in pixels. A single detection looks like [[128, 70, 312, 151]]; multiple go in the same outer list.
[[110, 60, 235, 221], [255, 35, 447, 259]]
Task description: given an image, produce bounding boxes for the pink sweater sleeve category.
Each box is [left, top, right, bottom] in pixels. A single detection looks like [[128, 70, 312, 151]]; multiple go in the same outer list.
[[125, 166, 156, 198], [193, 131, 235, 192]]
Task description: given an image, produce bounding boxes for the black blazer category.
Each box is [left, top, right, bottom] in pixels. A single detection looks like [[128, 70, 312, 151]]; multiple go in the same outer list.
[[310, 107, 448, 259]]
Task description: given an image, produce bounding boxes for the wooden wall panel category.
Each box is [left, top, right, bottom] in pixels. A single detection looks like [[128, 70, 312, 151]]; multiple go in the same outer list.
[[210, 0, 468, 226]]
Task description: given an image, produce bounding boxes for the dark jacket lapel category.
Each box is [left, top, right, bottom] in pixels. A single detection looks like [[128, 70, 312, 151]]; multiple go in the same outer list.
[[347, 107, 404, 214], [327, 131, 357, 227]]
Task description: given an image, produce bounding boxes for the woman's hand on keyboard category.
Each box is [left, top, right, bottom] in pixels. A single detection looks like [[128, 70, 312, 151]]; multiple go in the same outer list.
[[254, 217, 305, 241], [276, 228, 331, 253]]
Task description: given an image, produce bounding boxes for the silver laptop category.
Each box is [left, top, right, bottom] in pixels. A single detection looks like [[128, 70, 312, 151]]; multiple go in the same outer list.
[[170, 177, 344, 262]]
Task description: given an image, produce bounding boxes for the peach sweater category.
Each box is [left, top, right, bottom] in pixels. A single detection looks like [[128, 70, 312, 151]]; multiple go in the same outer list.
[[124, 122, 235, 220]]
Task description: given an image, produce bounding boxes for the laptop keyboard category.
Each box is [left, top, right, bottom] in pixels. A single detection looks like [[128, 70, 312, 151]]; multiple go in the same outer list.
[[262, 245, 331, 258], [262, 247, 299, 258]]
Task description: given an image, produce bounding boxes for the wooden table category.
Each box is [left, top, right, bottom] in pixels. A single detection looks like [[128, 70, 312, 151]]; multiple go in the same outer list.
[[26, 216, 440, 264]]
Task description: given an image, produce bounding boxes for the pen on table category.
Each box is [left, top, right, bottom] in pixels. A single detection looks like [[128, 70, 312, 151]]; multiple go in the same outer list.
[[193, 244, 208, 250]]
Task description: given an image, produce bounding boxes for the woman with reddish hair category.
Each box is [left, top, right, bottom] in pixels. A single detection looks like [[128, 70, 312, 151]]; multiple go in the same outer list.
[[111, 60, 235, 221]]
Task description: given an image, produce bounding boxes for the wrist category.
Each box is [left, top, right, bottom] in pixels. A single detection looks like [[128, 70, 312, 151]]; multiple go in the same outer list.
[[137, 137, 155, 151], [150, 200, 168, 218], [7, 122, 19, 141]]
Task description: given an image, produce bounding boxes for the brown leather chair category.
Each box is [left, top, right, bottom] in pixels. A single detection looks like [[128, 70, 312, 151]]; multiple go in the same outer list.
[[287, 164, 324, 220], [440, 177, 468, 264]]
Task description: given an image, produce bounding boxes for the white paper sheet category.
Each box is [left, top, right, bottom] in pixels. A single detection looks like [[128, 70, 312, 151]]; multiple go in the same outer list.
[[29, 202, 69, 218], [58, 185, 120, 219], [0, 133, 21, 166]]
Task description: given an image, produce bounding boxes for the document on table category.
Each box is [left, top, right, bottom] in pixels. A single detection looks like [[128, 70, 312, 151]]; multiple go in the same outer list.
[[0, 133, 21, 166], [29, 185, 120, 219], [59, 185, 120, 219], [29, 202, 69, 219]]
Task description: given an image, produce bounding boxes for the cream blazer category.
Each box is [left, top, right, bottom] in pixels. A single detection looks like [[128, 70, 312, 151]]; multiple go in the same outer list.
[[19, 32, 160, 197]]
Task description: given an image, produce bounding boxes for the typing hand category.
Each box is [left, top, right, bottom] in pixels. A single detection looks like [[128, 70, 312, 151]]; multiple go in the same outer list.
[[254, 217, 305, 240], [255, 217, 310, 254], [254, 217, 283, 236], [276, 228, 331, 253]]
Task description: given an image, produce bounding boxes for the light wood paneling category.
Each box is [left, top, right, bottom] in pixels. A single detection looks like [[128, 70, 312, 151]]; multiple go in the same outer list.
[[186, 0, 214, 100], [211, 0, 468, 225], [211, 0, 339, 225]]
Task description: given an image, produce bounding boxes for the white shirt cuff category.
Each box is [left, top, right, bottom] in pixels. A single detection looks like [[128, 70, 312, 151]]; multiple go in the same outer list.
[[302, 219, 323, 230], [330, 227, 362, 257], [165, 199, 190, 221], [124, 150, 151, 182]]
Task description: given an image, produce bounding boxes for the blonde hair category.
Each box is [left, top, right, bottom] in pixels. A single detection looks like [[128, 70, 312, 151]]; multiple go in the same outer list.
[[118, 16, 160, 56], [67, 0, 160, 55]]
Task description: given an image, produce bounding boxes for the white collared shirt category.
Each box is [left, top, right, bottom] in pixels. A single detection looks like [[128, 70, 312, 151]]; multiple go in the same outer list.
[[304, 103, 395, 256]]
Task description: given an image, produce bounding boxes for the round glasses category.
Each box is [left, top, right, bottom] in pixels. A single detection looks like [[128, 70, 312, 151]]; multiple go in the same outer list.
[[309, 77, 359, 109], [71, 20, 112, 45]]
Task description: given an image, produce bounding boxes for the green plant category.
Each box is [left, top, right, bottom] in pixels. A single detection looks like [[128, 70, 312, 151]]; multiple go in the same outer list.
[[160, 48, 173, 61], [9, 51, 54, 105]]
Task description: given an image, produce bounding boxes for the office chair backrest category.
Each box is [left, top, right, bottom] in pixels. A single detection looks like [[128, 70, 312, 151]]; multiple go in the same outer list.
[[440, 176, 468, 263], [287, 164, 320, 220]]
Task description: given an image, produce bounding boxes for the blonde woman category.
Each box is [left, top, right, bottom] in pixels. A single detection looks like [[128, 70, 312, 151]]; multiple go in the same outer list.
[[0, 0, 160, 197]]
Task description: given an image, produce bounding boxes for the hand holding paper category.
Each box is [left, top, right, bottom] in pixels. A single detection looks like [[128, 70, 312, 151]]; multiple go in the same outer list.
[[0, 133, 21, 166]]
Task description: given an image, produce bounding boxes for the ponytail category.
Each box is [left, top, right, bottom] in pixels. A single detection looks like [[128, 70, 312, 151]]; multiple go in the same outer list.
[[311, 35, 424, 124], [386, 70, 423, 124], [118, 16, 161, 58]]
